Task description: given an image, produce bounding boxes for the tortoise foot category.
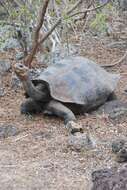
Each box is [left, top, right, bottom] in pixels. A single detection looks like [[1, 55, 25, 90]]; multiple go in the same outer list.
[[66, 121, 84, 134]]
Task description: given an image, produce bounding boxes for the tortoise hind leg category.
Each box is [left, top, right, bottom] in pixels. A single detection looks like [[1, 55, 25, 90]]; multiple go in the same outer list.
[[20, 98, 43, 114], [45, 100, 83, 134]]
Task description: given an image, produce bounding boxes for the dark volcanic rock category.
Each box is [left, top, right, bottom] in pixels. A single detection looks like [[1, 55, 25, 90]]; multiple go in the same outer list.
[[96, 100, 127, 120], [116, 148, 127, 163], [112, 139, 127, 163], [112, 139, 125, 153], [91, 164, 127, 190], [0, 124, 20, 139]]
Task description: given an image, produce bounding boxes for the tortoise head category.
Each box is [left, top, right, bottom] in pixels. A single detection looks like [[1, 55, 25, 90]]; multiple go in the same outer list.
[[14, 63, 29, 80]]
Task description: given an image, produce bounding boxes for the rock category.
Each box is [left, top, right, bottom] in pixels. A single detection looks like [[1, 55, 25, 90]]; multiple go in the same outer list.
[[0, 60, 11, 76], [0, 25, 11, 42], [116, 148, 127, 163], [0, 24, 32, 52], [112, 139, 125, 153], [0, 124, 20, 139], [96, 100, 127, 120], [68, 133, 95, 152], [0, 87, 5, 97], [15, 52, 24, 60], [113, 0, 127, 10], [119, 0, 127, 11], [1, 37, 20, 51], [91, 164, 127, 190], [112, 139, 127, 163]]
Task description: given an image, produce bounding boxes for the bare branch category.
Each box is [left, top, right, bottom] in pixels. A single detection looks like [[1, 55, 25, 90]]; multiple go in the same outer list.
[[25, 0, 50, 67], [38, 18, 61, 46], [38, 0, 88, 48], [69, 0, 111, 18], [34, 0, 50, 42], [24, 0, 84, 67], [24, 0, 111, 67], [74, 0, 93, 23], [66, 0, 83, 15]]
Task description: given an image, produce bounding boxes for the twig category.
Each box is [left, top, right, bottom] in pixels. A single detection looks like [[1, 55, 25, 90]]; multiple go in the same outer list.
[[38, 18, 61, 46], [66, 0, 83, 15], [38, 0, 85, 46], [74, 0, 93, 23], [25, 0, 111, 67], [39, 0, 85, 46], [14, 134, 29, 142], [69, 0, 111, 18], [102, 50, 127, 68]]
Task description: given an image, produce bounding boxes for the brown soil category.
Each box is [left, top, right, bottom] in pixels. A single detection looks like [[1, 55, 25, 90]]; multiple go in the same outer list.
[[0, 35, 127, 190]]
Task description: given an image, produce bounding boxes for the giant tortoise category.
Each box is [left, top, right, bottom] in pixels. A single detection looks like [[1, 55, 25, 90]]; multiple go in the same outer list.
[[14, 56, 120, 134]]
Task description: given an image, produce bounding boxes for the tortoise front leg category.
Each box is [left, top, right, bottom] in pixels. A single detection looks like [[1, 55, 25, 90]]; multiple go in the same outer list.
[[45, 100, 83, 134], [20, 98, 44, 114]]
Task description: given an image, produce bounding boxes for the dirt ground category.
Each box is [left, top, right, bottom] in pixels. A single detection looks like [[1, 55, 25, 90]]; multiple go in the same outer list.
[[0, 34, 127, 190]]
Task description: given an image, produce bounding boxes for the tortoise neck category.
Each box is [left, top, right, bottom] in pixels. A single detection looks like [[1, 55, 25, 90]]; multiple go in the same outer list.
[[22, 78, 49, 102]]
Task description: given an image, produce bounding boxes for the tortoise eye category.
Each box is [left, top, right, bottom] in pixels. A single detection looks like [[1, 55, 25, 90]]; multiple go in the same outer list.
[[19, 64, 23, 68]]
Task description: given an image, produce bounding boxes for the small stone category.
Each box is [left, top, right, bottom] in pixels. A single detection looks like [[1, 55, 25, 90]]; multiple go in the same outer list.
[[0, 87, 5, 97], [68, 133, 94, 152], [0, 124, 20, 139], [0, 60, 11, 76], [112, 139, 125, 153], [112, 139, 127, 163], [15, 52, 24, 60]]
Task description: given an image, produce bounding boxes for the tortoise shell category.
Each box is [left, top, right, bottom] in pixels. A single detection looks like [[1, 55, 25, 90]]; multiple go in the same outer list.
[[34, 56, 120, 106]]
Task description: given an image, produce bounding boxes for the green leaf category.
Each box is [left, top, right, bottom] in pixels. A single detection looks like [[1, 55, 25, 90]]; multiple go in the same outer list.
[[55, 0, 61, 5]]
